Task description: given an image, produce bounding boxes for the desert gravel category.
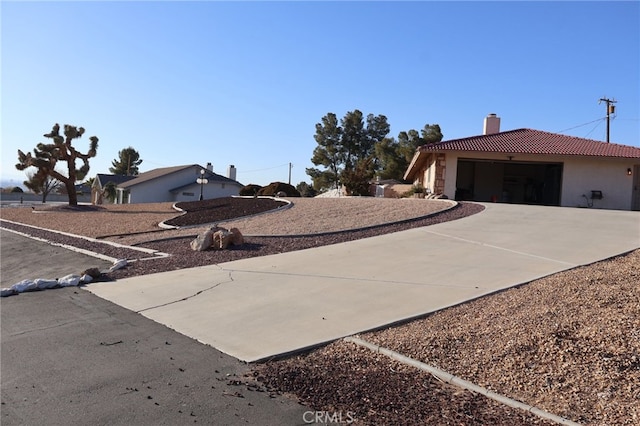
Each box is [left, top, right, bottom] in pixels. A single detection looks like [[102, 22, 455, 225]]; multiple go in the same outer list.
[[0, 197, 470, 279], [0, 197, 453, 240]]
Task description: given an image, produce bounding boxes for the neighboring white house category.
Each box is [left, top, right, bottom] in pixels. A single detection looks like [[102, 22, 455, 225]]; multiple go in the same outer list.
[[404, 114, 640, 211], [92, 173, 137, 204], [112, 164, 243, 204]]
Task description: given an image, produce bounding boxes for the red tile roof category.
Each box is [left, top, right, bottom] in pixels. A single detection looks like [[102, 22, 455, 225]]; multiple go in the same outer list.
[[418, 129, 640, 158]]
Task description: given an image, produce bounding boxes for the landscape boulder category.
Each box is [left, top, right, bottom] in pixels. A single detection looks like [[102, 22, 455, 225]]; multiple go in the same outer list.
[[229, 227, 244, 246], [213, 229, 233, 250], [190, 228, 215, 251], [190, 226, 244, 251]]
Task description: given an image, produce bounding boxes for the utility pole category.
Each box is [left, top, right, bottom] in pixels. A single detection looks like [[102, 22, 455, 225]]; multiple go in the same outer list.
[[288, 162, 292, 185], [599, 97, 617, 143]]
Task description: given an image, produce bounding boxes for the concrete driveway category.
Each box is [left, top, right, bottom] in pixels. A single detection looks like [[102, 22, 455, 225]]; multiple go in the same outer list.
[[86, 203, 640, 362]]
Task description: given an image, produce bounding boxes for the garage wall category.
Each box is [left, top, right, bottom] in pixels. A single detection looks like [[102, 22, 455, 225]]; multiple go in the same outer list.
[[562, 158, 635, 210]]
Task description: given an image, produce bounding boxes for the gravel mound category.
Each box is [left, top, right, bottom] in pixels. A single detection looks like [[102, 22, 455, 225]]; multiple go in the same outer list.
[[165, 197, 288, 227]]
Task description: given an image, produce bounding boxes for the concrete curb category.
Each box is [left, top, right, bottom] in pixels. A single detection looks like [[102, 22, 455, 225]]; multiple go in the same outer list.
[[159, 196, 293, 230], [344, 336, 582, 426], [0, 219, 170, 261]]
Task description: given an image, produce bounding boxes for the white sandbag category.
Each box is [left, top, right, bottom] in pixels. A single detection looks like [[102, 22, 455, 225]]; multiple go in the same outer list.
[[109, 259, 128, 272], [58, 274, 82, 287], [12, 279, 38, 293], [1, 288, 18, 297], [34, 278, 60, 290], [80, 274, 93, 284]]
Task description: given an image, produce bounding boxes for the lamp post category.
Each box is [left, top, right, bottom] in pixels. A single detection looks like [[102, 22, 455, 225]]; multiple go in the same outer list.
[[197, 169, 208, 201]]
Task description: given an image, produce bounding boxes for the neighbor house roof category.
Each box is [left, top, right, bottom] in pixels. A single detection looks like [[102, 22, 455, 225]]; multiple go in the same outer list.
[[404, 128, 640, 181], [95, 173, 137, 187], [117, 164, 241, 189], [417, 129, 640, 158]]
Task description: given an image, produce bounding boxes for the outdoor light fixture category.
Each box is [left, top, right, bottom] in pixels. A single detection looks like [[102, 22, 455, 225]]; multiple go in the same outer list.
[[198, 168, 208, 201], [627, 168, 633, 176]]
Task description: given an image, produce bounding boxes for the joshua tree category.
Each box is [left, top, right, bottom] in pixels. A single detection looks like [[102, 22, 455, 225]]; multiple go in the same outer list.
[[16, 123, 98, 206]]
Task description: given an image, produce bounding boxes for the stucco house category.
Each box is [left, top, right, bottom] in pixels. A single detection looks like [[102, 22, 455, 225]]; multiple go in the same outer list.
[[108, 164, 243, 204], [92, 173, 136, 204], [404, 114, 640, 210]]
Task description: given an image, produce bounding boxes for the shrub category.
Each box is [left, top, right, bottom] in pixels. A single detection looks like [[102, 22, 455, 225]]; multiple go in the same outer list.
[[239, 184, 262, 196], [401, 184, 426, 198], [257, 182, 301, 197]]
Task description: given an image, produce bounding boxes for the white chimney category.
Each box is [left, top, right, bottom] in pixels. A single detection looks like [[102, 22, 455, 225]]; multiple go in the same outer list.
[[227, 165, 237, 181], [483, 113, 501, 135], [206, 162, 213, 172]]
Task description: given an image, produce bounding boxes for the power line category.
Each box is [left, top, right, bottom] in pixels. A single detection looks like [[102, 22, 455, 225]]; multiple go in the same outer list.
[[583, 119, 603, 139], [557, 117, 606, 134], [239, 163, 289, 174]]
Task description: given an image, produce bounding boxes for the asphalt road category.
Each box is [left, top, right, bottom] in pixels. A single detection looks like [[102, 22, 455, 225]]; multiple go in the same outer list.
[[0, 231, 311, 425], [0, 229, 114, 287]]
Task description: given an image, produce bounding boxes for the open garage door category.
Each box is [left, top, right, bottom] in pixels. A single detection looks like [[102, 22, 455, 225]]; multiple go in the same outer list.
[[455, 159, 563, 206]]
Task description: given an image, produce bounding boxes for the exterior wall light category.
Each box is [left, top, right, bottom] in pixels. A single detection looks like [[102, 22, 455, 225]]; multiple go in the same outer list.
[[628, 168, 633, 176]]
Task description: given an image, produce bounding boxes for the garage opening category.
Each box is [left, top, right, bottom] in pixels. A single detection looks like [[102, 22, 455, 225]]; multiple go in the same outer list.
[[455, 159, 563, 206]]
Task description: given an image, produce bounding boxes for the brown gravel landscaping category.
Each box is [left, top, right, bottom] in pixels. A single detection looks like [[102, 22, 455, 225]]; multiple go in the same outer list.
[[252, 342, 557, 426], [0, 197, 470, 279], [2, 197, 638, 425]]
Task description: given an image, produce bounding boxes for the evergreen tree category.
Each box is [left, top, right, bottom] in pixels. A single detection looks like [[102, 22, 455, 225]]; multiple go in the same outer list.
[[110, 147, 142, 175], [307, 110, 390, 194]]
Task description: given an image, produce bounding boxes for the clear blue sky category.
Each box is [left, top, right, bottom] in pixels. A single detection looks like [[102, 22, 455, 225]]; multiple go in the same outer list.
[[2, 1, 639, 189]]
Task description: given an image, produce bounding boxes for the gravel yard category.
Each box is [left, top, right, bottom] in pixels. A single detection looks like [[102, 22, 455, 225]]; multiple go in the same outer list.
[[0, 197, 470, 279], [2, 197, 638, 425], [0, 197, 454, 239]]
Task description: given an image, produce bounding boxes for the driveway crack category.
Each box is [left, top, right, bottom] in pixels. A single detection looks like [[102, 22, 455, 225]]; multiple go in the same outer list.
[[136, 272, 234, 313]]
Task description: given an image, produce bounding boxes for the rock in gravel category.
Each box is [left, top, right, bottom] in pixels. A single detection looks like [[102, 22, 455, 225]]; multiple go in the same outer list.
[[229, 228, 244, 246], [212, 230, 233, 250], [81, 268, 103, 279], [190, 229, 215, 251], [191, 226, 244, 251]]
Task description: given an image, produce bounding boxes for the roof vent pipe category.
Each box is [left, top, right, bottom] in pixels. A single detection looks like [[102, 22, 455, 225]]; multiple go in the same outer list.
[[483, 113, 501, 135], [206, 162, 213, 172]]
